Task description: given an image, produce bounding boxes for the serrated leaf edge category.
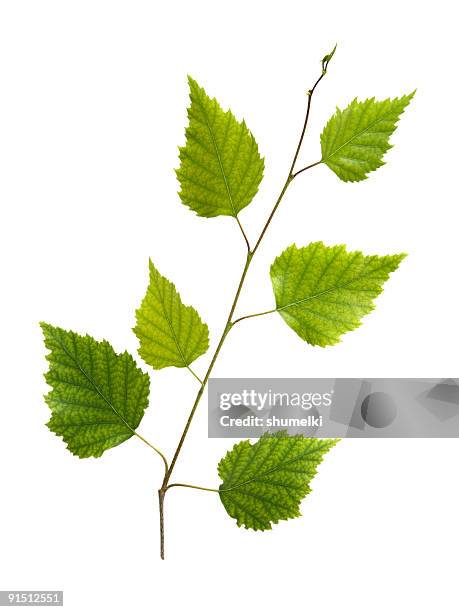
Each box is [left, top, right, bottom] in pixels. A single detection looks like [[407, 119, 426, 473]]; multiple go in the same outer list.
[[176, 75, 265, 217], [320, 91, 416, 182], [41, 322, 149, 456]]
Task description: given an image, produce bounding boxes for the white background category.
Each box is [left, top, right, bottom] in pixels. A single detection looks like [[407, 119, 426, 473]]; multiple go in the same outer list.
[[1, 1, 458, 610]]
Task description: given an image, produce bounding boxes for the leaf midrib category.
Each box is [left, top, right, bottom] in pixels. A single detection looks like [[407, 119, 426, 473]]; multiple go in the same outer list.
[[194, 90, 238, 217], [276, 260, 392, 313], [47, 327, 136, 435], [151, 270, 190, 368], [220, 440, 333, 493], [322, 112, 394, 163]]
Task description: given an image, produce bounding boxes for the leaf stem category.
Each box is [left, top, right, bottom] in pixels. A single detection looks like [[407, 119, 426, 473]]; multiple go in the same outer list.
[[291, 159, 322, 179], [186, 365, 204, 385], [232, 308, 277, 325], [166, 482, 219, 493], [135, 432, 169, 475], [235, 214, 251, 252], [157, 50, 334, 558]]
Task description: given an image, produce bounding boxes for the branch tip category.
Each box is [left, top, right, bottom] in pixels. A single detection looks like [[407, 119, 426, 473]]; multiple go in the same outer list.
[[322, 43, 337, 73]]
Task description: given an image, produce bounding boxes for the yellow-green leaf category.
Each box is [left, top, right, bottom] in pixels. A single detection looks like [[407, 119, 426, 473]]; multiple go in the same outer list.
[[134, 260, 209, 369], [320, 93, 415, 181], [176, 76, 264, 217], [270, 242, 406, 347]]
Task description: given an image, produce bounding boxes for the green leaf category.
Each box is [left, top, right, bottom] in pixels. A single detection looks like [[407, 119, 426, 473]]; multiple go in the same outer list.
[[320, 92, 415, 182], [321, 43, 337, 71], [218, 432, 337, 530], [134, 260, 209, 370], [176, 76, 264, 218], [41, 323, 150, 458], [270, 242, 406, 347]]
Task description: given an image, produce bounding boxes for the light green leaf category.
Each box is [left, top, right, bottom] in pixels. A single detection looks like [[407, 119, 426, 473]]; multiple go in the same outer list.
[[218, 432, 337, 530], [41, 323, 150, 458], [321, 43, 337, 71], [134, 260, 209, 370], [320, 92, 415, 181], [176, 76, 264, 217], [270, 242, 406, 347]]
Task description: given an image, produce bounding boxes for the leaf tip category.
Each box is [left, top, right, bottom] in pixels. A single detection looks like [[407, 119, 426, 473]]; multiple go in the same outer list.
[[148, 258, 157, 275], [186, 74, 199, 92]]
